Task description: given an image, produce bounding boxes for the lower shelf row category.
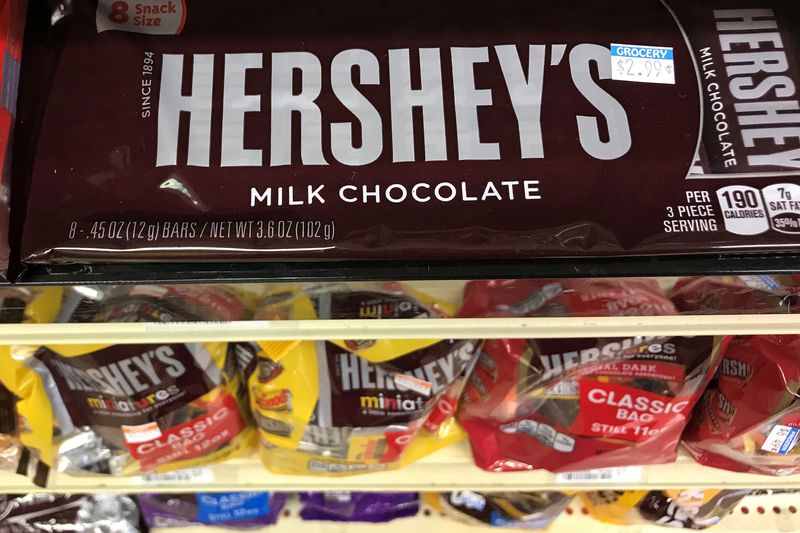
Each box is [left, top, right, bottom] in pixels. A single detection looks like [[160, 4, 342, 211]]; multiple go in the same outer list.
[[3, 278, 800, 490], [2, 489, 792, 532]]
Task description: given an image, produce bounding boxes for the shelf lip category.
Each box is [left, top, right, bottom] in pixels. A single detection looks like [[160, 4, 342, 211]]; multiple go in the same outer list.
[[5, 443, 800, 494], [15, 252, 800, 285], [0, 314, 798, 344]]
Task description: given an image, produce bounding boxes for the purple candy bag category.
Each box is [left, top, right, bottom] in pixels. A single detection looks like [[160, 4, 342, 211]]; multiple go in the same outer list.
[[140, 492, 286, 529], [299, 492, 419, 522]]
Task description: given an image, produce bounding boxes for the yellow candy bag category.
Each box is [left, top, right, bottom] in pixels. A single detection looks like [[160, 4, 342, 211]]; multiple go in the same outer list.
[[249, 282, 478, 475], [0, 285, 258, 479], [582, 490, 750, 529]]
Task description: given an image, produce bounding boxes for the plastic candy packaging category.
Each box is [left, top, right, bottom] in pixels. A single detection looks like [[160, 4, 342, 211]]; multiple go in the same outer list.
[[0, 285, 257, 480], [0, 287, 41, 323], [669, 277, 800, 475], [14, 0, 800, 269], [248, 283, 478, 475], [0, 381, 22, 475], [299, 492, 418, 522], [140, 492, 286, 529], [0, 300, 55, 485], [0, 494, 140, 533], [582, 490, 750, 529], [425, 491, 572, 529], [669, 276, 799, 315], [683, 335, 800, 476], [457, 279, 727, 472], [0, 0, 26, 279]]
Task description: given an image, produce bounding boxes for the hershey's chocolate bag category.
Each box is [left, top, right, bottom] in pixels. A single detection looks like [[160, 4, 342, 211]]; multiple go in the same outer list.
[[457, 279, 726, 473], [682, 335, 800, 476], [0, 285, 257, 478], [249, 283, 476, 475], [14, 0, 800, 265]]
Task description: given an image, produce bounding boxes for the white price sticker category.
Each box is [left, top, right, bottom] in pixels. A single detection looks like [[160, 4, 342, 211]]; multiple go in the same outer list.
[[135, 467, 215, 484], [762, 424, 800, 455], [394, 374, 432, 397], [122, 422, 161, 444], [611, 44, 675, 85], [144, 320, 271, 331], [556, 466, 643, 484]]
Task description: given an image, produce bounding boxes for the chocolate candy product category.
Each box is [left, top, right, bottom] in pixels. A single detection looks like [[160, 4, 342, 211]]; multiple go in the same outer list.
[[299, 492, 418, 523], [0, 285, 256, 478], [14, 0, 800, 267], [0, 494, 140, 533], [582, 490, 750, 529], [669, 275, 799, 314], [140, 492, 286, 529], [248, 283, 477, 475], [0, 380, 22, 475], [670, 277, 800, 475], [426, 491, 572, 529], [683, 335, 800, 476], [0, 0, 25, 278], [457, 279, 726, 472]]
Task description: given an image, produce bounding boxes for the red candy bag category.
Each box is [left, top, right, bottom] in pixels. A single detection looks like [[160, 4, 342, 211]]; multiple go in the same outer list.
[[0, 0, 26, 279], [458, 279, 726, 472], [683, 335, 800, 476], [670, 276, 799, 315]]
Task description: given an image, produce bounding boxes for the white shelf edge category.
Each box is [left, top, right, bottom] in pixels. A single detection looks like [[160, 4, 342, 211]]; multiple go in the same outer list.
[[0, 314, 798, 345], [153, 494, 800, 533], [6, 441, 800, 494]]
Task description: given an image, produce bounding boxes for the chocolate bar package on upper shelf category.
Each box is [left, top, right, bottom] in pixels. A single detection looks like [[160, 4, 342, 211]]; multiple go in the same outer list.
[[11, 0, 800, 268]]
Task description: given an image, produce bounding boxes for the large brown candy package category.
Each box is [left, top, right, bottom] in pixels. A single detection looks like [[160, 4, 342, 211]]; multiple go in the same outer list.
[[12, 0, 800, 266], [457, 279, 727, 473]]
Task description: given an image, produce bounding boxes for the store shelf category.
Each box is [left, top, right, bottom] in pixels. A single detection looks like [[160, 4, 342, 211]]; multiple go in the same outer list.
[[0, 314, 797, 345], [16, 252, 800, 285], [6, 441, 800, 494], [155, 493, 800, 533]]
